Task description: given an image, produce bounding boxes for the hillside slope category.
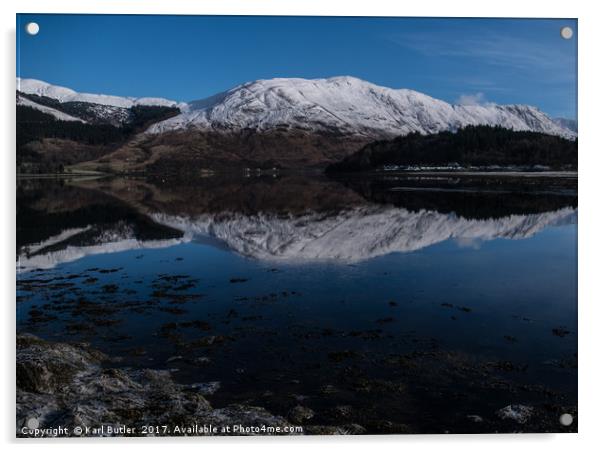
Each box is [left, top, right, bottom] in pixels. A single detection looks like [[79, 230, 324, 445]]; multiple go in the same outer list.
[[327, 125, 578, 172]]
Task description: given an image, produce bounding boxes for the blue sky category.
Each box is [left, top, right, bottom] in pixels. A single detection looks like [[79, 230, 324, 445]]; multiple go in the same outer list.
[[17, 15, 577, 119]]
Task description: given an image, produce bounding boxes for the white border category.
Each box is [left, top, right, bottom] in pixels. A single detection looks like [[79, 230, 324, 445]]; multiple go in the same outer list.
[[2, 1, 601, 451]]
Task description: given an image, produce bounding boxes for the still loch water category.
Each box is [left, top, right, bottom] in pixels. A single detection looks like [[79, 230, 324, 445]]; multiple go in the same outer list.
[[16, 174, 577, 433]]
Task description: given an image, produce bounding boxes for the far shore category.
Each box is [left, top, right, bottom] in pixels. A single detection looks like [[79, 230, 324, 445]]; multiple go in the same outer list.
[[17, 169, 578, 180], [358, 170, 578, 178]]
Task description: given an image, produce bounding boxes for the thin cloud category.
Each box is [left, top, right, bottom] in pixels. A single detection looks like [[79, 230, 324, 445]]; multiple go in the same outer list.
[[388, 31, 575, 81], [456, 92, 487, 106]]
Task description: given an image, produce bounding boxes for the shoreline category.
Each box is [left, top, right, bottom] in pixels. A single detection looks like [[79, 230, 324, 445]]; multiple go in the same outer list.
[[16, 169, 578, 180]]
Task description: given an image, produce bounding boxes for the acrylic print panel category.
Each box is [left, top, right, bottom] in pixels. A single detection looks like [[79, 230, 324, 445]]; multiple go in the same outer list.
[[16, 14, 577, 437]]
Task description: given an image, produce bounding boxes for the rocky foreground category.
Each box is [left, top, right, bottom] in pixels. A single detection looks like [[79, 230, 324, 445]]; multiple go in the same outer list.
[[16, 332, 577, 436], [16, 334, 313, 437]]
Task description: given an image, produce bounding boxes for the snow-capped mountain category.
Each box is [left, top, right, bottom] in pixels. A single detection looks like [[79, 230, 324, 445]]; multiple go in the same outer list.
[[17, 76, 576, 139], [17, 78, 187, 128], [147, 76, 576, 140], [16, 76, 577, 172], [553, 117, 578, 133], [17, 78, 181, 109]]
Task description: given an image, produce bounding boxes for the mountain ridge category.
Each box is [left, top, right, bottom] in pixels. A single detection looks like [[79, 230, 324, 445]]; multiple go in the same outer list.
[[147, 76, 576, 140], [16, 76, 577, 173], [17, 76, 576, 140], [17, 78, 183, 109]]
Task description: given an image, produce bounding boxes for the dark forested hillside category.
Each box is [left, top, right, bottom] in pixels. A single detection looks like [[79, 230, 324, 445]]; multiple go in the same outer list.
[[327, 126, 577, 173], [17, 106, 126, 147], [18, 92, 180, 128], [16, 101, 180, 174]]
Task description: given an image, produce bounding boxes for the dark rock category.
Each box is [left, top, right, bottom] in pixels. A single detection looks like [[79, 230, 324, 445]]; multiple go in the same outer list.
[[16, 333, 106, 394], [466, 414, 484, 423], [496, 404, 534, 424], [333, 405, 354, 419], [16, 334, 292, 437], [288, 405, 315, 424]]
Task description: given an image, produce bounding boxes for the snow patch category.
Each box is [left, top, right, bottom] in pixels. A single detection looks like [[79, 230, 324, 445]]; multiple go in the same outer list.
[[17, 95, 86, 123]]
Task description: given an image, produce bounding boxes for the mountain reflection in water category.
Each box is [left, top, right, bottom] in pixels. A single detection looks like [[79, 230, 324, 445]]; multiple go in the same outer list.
[[17, 174, 577, 270]]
